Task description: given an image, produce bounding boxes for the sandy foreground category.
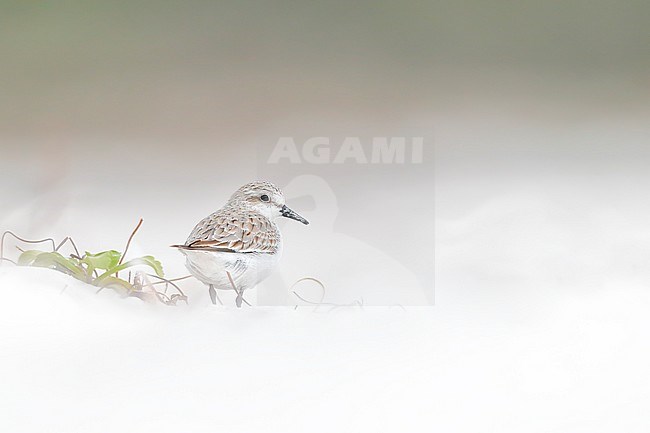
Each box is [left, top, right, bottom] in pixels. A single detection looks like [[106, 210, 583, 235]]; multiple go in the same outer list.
[[0, 266, 648, 433]]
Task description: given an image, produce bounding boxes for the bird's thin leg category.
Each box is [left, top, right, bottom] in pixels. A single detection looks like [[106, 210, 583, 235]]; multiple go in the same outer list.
[[209, 284, 220, 305], [235, 289, 252, 308], [214, 289, 223, 305], [234, 288, 251, 307], [225, 271, 249, 308], [235, 291, 243, 308]]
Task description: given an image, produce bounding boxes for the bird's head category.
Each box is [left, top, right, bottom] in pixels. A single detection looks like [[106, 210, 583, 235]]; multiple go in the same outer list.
[[228, 181, 309, 225]]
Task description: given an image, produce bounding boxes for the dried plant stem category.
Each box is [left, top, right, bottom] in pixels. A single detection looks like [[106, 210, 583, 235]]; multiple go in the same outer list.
[[149, 275, 193, 285], [1, 231, 81, 267], [291, 277, 363, 311], [292, 290, 363, 311], [1, 231, 55, 265], [55, 237, 81, 257], [145, 273, 188, 301], [116, 218, 143, 277], [291, 277, 326, 311], [138, 273, 165, 303]]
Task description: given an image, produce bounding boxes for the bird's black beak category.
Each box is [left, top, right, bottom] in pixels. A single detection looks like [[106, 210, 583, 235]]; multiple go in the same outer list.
[[280, 205, 309, 225]]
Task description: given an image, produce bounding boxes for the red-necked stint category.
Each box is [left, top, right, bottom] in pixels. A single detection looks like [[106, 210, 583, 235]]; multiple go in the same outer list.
[[172, 181, 309, 307]]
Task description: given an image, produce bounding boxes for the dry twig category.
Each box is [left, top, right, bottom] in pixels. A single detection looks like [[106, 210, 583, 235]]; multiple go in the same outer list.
[[291, 277, 363, 311], [116, 218, 144, 278]]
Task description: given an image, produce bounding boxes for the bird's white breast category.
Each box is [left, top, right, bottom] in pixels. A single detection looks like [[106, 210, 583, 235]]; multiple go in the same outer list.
[[181, 245, 281, 291]]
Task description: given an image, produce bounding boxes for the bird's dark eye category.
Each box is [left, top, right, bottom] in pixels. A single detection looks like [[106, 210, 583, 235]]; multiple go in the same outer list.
[[260, 194, 270, 202]]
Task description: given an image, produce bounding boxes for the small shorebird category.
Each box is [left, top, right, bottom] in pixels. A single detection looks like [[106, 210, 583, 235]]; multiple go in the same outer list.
[[172, 181, 309, 307]]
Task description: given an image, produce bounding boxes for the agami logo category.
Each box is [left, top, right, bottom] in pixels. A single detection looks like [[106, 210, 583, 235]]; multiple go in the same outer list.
[[267, 137, 424, 164]]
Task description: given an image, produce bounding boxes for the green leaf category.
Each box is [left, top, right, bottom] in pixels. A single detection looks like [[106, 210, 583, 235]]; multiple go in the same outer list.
[[96, 276, 134, 292], [122, 256, 164, 278], [82, 250, 121, 270], [17, 250, 43, 266], [28, 251, 86, 279], [95, 255, 164, 284]]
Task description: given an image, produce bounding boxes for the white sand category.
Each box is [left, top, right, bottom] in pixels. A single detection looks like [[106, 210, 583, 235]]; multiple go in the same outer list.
[[1, 266, 648, 433]]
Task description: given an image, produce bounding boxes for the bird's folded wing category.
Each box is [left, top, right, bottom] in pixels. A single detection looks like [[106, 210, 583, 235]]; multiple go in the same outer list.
[[181, 211, 280, 254], [171, 242, 239, 253]]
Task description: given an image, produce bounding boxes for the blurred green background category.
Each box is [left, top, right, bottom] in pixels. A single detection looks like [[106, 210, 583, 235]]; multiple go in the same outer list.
[[1, 0, 648, 141]]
